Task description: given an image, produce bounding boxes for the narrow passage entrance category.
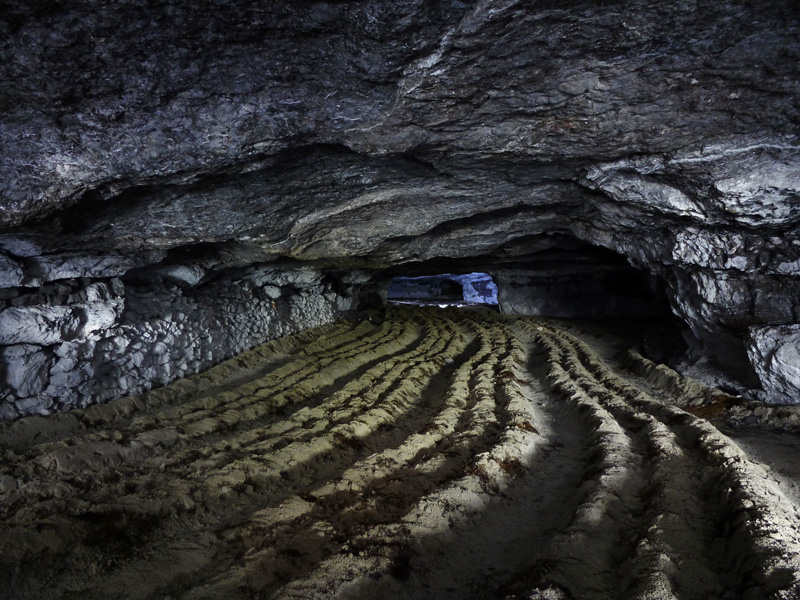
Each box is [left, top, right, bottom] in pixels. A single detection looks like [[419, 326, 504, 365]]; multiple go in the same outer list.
[[387, 272, 499, 307]]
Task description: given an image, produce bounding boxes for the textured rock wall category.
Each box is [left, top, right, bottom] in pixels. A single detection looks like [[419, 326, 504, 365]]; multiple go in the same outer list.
[[0, 0, 799, 404], [0, 265, 363, 420], [387, 276, 464, 302], [747, 325, 800, 404], [494, 264, 667, 320]]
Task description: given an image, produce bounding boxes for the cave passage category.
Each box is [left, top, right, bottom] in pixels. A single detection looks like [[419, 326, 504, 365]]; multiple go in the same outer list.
[[492, 241, 678, 322], [387, 272, 499, 307], [4, 308, 800, 600]]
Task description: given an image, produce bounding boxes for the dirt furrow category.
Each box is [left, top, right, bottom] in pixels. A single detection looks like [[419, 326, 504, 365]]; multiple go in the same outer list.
[[0, 319, 360, 453], [0, 318, 421, 585], [2, 310, 800, 600], [516, 323, 648, 599], [4, 312, 474, 599], [1, 318, 430, 509], [0, 316, 419, 499], [180, 318, 507, 598], [552, 325, 800, 599], [540, 330, 723, 595], [270, 320, 558, 599]]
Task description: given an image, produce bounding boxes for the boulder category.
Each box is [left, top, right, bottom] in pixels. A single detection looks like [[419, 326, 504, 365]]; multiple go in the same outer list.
[[747, 325, 800, 404], [0, 306, 81, 345], [0, 344, 51, 397], [0, 254, 24, 288]]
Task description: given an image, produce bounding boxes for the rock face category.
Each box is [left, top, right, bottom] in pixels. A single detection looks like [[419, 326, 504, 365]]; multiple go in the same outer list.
[[747, 325, 800, 404], [0, 267, 366, 419], [388, 276, 465, 303], [0, 0, 799, 413], [493, 243, 669, 319]]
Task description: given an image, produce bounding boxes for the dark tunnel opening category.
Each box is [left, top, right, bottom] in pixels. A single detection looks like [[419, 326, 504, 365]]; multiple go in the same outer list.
[[382, 238, 675, 319], [380, 239, 690, 367], [491, 241, 688, 357], [387, 272, 500, 307]]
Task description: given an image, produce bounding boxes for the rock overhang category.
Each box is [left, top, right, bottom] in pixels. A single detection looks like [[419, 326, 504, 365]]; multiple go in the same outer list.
[[0, 0, 799, 411]]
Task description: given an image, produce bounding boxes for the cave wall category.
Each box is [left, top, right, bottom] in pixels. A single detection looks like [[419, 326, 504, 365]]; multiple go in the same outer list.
[[494, 264, 667, 320], [0, 264, 363, 420], [1, 0, 799, 408], [387, 276, 464, 302], [747, 325, 800, 404]]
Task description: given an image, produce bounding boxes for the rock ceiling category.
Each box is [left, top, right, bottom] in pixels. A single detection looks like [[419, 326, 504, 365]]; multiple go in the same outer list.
[[0, 0, 799, 401]]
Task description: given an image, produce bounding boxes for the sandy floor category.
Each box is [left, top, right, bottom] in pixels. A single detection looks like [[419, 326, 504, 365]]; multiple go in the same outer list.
[[1, 307, 800, 599]]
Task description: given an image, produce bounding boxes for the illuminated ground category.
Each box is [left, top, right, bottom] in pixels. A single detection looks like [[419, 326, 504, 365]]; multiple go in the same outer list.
[[2, 308, 800, 599]]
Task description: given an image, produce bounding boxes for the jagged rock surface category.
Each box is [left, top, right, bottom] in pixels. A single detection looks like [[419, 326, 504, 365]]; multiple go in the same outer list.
[[747, 325, 800, 404], [1, 0, 799, 408], [0, 266, 366, 419]]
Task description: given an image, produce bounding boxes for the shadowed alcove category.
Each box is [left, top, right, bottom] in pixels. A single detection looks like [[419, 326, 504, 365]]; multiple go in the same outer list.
[[387, 272, 499, 307]]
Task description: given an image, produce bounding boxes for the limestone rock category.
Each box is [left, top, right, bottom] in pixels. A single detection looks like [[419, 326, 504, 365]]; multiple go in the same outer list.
[[0, 0, 799, 409], [0, 306, 81, 345], [0, 255, 23, 288], [148, 265, 206, 287], [747, 325, 800, 404], [261, 285, 282, 300], [0, 344, 50, 397], [75, 300, 123, 336], [25, 253, 134, 285], [0, 236, 40, 258]]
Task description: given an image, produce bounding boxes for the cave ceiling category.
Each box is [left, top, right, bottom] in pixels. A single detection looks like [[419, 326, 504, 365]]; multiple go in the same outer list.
[[0, 0, 799, 378]]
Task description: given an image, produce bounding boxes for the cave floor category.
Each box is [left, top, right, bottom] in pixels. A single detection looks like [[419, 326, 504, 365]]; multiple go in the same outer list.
[[2, 307, 800, 599]]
